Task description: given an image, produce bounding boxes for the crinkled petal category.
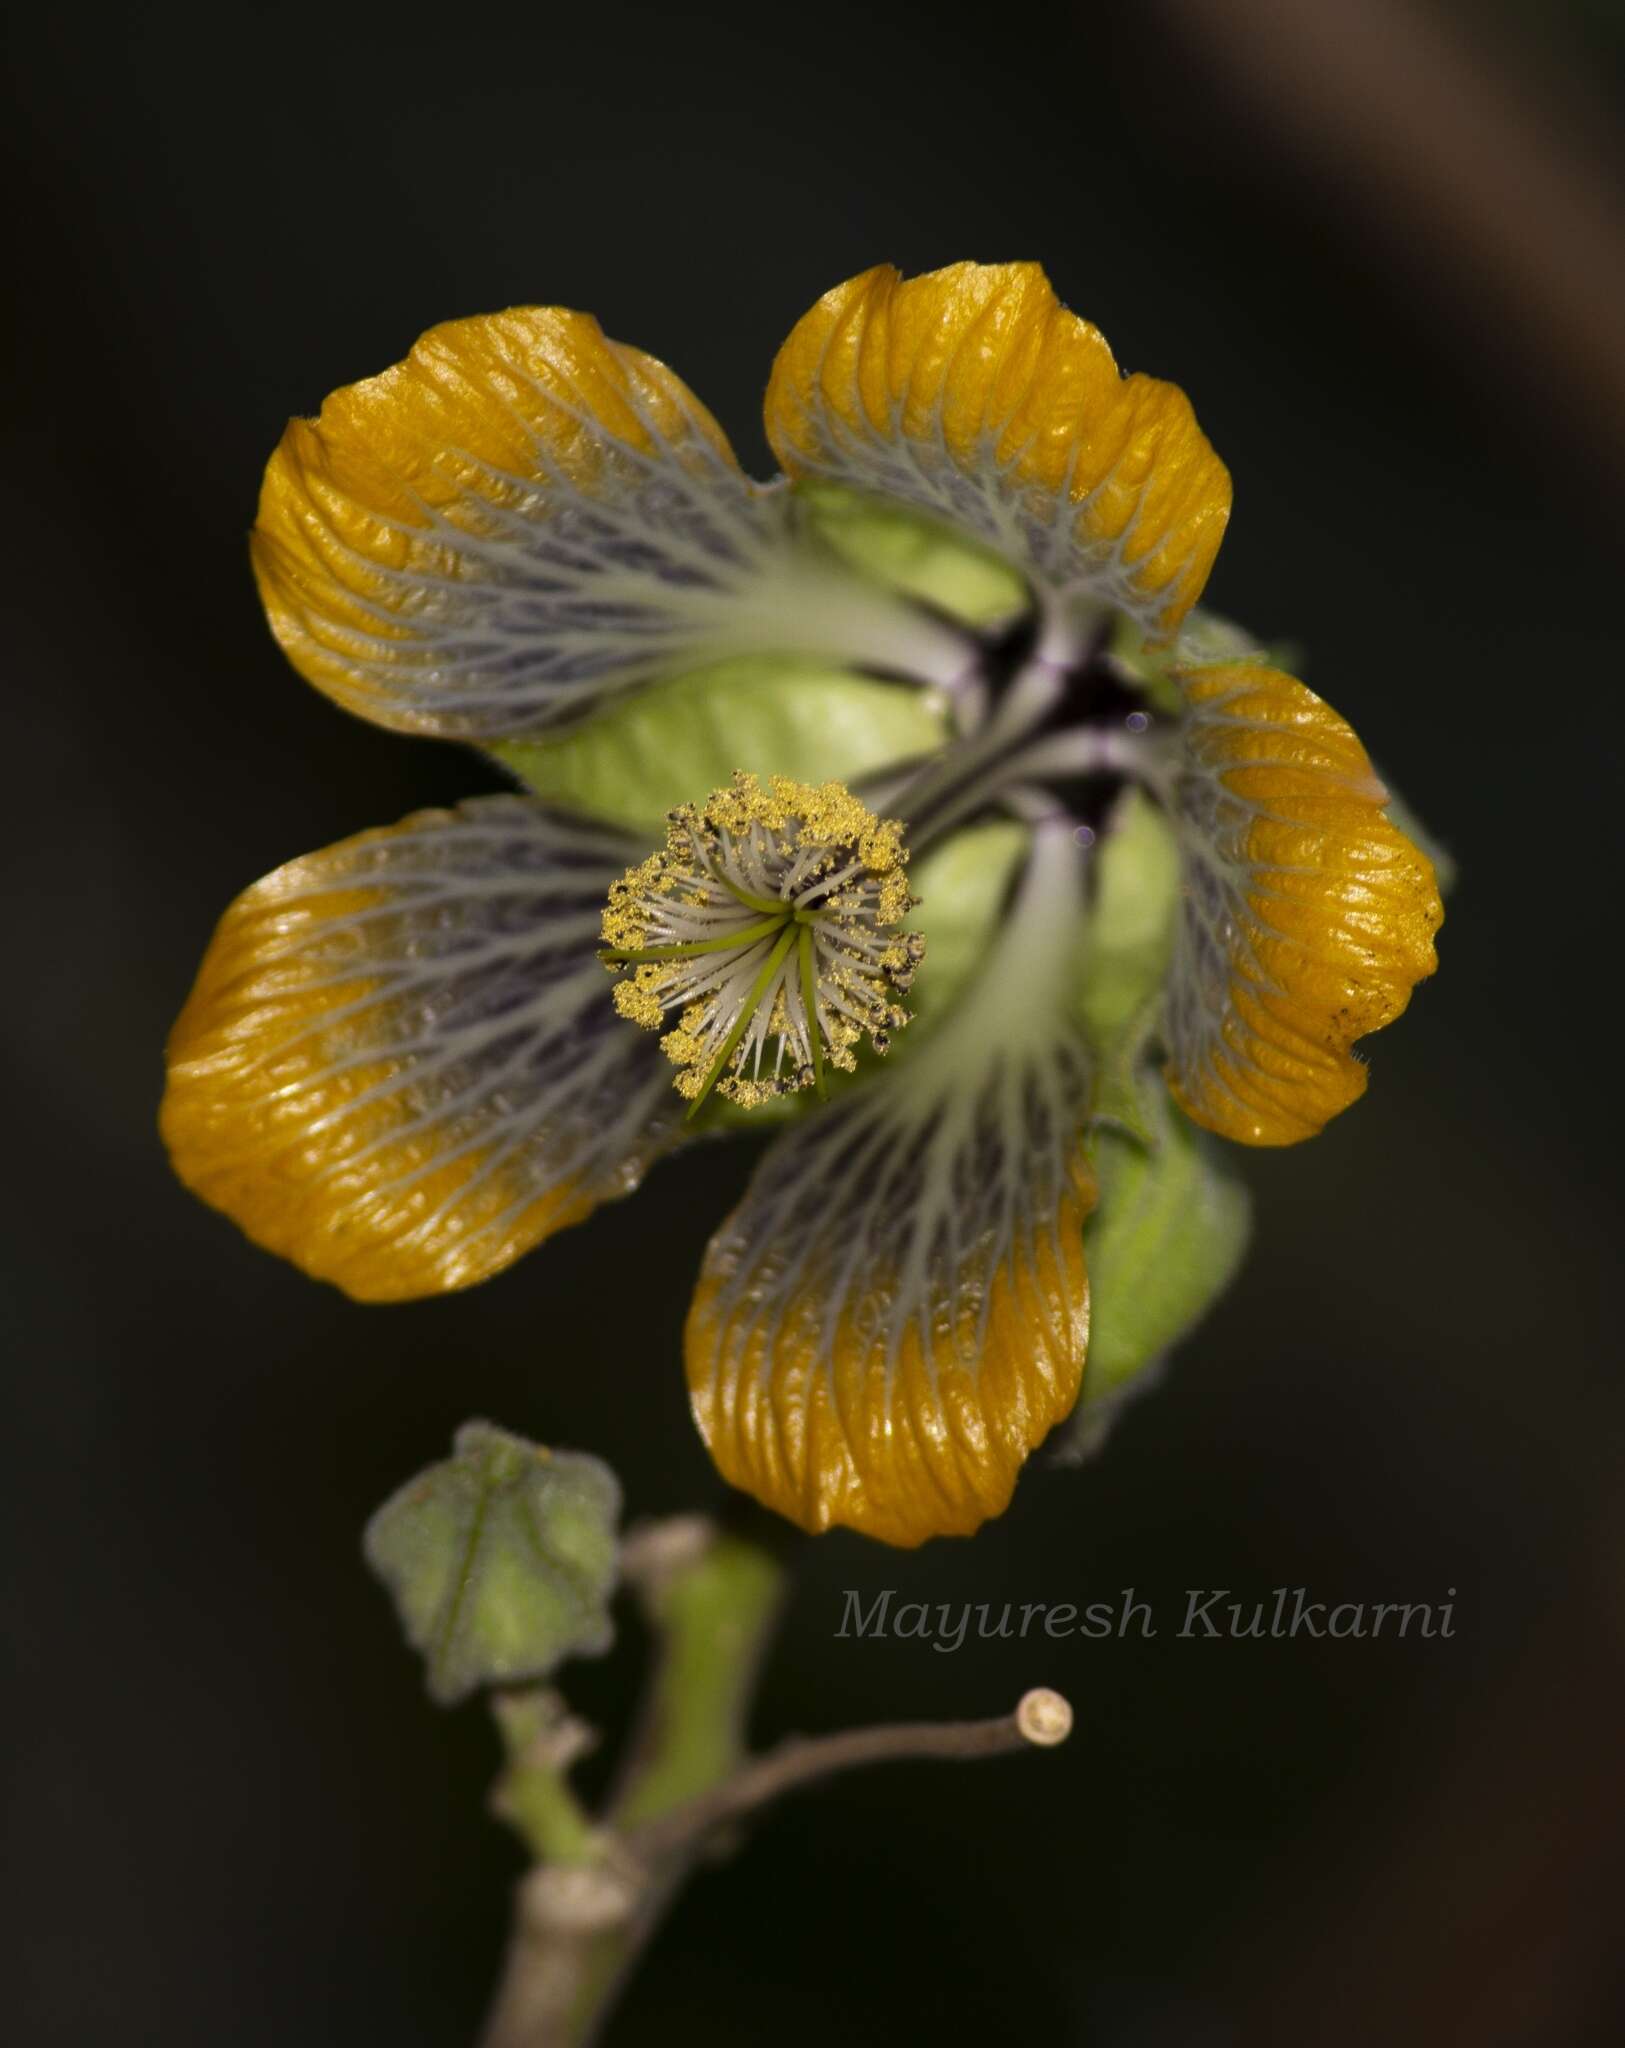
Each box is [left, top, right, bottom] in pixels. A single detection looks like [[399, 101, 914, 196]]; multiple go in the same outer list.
[[765, 262, 1231, 639], [1162, 661, 1443, 1145], [254, 308, 969, 744], [686, 825, 1095, 1545], [162, 798, 681, 1299]]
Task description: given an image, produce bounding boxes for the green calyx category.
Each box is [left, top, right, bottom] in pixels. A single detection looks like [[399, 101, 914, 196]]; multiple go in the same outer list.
[[362, 1421, 621, 1707]]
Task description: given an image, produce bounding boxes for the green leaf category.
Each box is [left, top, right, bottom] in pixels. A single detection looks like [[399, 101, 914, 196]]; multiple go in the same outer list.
[[492, 656, 948, 836], [1068, 1081, 1252, 1453], [793, 479, 1028, 626], [363, 1421, 621, 1707]]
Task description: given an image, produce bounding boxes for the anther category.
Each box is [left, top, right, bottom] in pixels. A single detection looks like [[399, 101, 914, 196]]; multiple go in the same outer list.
[[601, 772, 922, 1115]]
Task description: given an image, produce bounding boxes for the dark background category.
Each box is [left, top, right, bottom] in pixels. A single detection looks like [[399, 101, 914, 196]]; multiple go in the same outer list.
[[6, 2, 1623, 2041]]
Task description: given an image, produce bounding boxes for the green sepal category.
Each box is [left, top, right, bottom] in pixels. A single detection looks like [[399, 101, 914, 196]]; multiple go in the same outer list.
[[1068, 1080, 1252, 1452], [491, 483, 1030, 831], [792, 479, 1028, 626], [1076, 789, 1180, 1041], [1067, 736, 1251, 1430], [1125, 608, 1456, 893], [1375, 774, 1457, 896], [1069, 789, 1180, 1137], [492, 656, 948, 836], [1110, 605, 1301, 716], [904, 818, 1030, 1029], [363, 1421, 621, 1707]]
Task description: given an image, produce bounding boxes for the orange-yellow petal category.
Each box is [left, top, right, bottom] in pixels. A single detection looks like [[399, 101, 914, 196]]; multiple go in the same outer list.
[[161, 798, 681, 1299], [764, 261, 1232, 639], [686, 821, 1096, 1545], [1162, 661, 1443, 1145], [688, 1147, 1092, 1548], [253, 307, 969, 744]]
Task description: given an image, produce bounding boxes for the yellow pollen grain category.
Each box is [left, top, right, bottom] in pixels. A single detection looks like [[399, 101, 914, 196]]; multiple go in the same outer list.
[[601, 771, 921, 1108], [612, 978, 664, 1029]]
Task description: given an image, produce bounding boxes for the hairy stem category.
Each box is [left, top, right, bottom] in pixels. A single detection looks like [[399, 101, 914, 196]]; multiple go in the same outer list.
[[478, 1519, 1073, 2048], [478, 1522, 783, 2048], [629, 1686, 1073, 1861]]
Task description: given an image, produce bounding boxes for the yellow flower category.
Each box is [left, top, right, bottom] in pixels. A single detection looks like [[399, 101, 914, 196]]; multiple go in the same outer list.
[[163, 262, 1442, 1546]]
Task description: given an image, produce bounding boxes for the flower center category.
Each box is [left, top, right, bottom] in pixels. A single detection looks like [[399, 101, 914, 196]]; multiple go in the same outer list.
[[890, 614, 1169, 858], [601, 773, 921, 1114]]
